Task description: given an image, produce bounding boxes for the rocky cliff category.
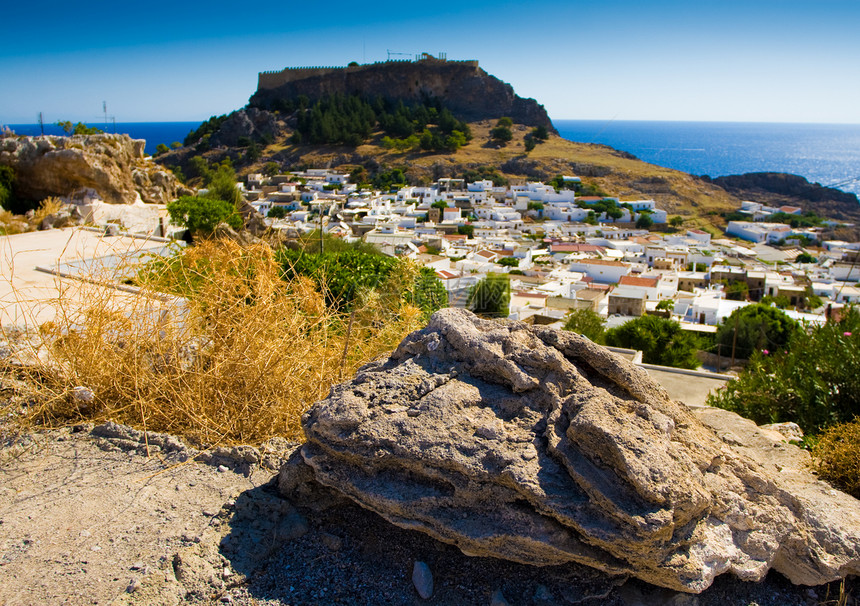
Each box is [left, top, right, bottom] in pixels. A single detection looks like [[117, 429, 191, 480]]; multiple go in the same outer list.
[[249, 59, 555, 131], [0, 133, 191, 208]]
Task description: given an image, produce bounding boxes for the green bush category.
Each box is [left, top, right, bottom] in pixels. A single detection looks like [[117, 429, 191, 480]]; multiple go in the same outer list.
[[635, 214, 653, 229], [167, 196, 242, 234], [277, 248, 446, 319], [605, 315, 700, 369], [714, 303, 798, 361], [563, 308, 605, 344], [0, 165, 15, 211], [467, 273, 510, 318], [708, 307, 860, 434], [490, 125, 513, 143]]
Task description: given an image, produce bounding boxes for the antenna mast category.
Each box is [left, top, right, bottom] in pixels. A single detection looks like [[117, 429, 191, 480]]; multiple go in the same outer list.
[[37, 112, 44, 135]]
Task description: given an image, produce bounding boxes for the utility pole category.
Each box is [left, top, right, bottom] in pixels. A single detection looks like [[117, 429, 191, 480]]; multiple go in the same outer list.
[[37, 112, 44, 135]]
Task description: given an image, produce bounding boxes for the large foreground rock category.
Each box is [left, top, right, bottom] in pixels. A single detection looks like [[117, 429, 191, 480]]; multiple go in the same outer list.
[[291, 308, 860, 593], [0, 133, 191, 205]]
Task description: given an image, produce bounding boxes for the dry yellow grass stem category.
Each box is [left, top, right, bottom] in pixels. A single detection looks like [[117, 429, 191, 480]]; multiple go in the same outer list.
[[9, 239, 424, 445]]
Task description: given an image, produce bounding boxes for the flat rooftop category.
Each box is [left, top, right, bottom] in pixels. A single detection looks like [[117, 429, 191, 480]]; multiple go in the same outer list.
[[1, 227, 173, 328]]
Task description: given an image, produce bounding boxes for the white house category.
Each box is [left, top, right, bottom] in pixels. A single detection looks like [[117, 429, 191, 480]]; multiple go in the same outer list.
[[726, 221, 792, 244], [566, 259, 631, 284]]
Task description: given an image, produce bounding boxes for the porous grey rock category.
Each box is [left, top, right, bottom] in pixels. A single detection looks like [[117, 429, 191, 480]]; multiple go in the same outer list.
[[296, 308, 860, 593]]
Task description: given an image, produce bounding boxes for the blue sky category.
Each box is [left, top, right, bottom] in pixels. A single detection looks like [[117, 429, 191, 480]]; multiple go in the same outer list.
[[2, 0, 859, 125]]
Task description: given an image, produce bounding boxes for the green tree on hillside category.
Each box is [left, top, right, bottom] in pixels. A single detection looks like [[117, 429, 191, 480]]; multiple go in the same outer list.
[[636, 213, 654, 229], [490, 125, 513, 144], [714, 303, 799, 361], [531, 125, 549, 141], [55, 120, 103, 135]]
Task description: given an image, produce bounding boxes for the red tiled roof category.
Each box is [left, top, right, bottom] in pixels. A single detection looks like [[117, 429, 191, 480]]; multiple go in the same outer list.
[[435, 270, 459, 280], [619, 275, 659, 288]]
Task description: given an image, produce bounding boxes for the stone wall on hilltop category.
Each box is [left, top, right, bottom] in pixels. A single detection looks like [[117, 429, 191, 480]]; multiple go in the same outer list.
[[0, 134, 191, 206], [250, 59, 556, 132]]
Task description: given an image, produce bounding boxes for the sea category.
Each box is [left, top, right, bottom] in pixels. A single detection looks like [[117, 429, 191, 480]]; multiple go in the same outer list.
[[553, 120, 860, 197], [6, 119, 860, 197]]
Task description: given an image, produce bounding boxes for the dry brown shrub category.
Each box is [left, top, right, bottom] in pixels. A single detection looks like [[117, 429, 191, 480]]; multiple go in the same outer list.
[[0, 209, 27, 235], [812, 417, 860, 499], [31, 197, 64, 225], [9, 238, 424, 445]]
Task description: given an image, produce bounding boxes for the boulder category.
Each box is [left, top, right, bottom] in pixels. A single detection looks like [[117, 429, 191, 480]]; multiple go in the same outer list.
[[290, 308, 860, 593], [0, 134, 191, 206]]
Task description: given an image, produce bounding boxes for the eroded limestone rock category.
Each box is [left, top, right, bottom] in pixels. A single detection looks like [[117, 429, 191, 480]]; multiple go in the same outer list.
[[0, 134, 191, 205], [291, 308, 860, 593]]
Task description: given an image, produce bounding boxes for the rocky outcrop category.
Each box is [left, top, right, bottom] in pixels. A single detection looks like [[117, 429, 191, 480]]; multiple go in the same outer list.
[[207, 108, 287, 148], [289, 308, 860, 593], [0, 134, 191, 206], [250, 60, 556, 131]]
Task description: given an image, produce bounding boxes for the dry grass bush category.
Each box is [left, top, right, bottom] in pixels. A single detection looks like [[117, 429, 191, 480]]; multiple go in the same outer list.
[[0, 209, 26, 235], [8, 239, 425, 445], [31, 196, 64, 226], [812, 417, 860, 500]]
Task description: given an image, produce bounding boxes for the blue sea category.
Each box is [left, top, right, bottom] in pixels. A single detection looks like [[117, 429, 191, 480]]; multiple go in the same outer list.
[[554, 120, 860, 197], [6, 119, 860, 197]]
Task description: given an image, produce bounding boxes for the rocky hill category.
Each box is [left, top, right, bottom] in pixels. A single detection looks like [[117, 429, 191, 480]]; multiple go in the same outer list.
[[249, 57, 555, 131], [0, 133, 191, 211]]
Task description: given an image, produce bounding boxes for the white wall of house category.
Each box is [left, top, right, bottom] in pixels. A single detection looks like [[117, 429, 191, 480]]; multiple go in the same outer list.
[[567, 260, 630, 284]]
